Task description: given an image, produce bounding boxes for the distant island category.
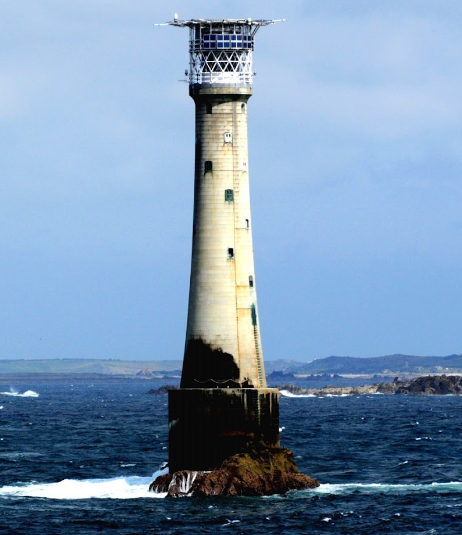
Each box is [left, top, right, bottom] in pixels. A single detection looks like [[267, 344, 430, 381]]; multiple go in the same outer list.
[[268, 354, 462, 376], [0, 358, 182, 377]]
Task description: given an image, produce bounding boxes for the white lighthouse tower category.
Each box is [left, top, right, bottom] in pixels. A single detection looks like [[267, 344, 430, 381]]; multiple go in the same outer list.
[[164, 17, 282, 473]]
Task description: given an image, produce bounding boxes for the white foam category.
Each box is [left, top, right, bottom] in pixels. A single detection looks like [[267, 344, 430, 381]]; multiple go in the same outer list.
[[280, 390, 355, 398], [171, 471, 198, 495], [0, 472, 168, 500], [222, 520, 241, 527], [0, 452, 43, 460], [279, 390, 316, 398], [1, 389, 39, 398], [313, 481, 462, 496]]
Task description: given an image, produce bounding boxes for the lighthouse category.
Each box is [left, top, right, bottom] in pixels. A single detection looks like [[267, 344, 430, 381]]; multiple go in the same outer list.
[[165, 17, 282, 473]]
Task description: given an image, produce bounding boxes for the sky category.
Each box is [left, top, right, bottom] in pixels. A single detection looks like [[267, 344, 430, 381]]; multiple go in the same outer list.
[[1, 1, 462, 362]]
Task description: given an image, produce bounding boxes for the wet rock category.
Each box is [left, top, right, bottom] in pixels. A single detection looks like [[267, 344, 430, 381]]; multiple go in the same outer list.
[[149, 447, 319, 497]]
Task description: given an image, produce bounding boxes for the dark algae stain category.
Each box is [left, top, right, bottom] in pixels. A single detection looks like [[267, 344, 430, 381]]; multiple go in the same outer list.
[[181, 338, 240, 388]]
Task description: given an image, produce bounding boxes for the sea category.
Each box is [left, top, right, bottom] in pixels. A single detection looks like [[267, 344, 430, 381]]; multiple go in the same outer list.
[[1, 379, 461, 534]]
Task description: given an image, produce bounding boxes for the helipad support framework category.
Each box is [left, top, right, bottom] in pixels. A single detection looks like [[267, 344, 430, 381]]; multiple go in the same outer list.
[[164, 17, 282, 472]]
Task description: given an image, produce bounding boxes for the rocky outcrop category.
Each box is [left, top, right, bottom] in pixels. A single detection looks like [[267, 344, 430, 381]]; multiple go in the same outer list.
[[279, 375, 462, 396], [147, 385, 178, 395], [149, 447, 319, 497], [392, 375, 462, 395]]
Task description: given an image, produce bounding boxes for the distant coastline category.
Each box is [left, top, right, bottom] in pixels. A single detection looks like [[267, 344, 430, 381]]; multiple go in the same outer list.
[[0, 358, 182, 377], [2, 354, 462, 386]]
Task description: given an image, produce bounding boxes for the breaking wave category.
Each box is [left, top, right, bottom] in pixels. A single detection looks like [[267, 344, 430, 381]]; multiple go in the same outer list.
[[1, 388, 39, 398], [0, 470, 168, 500], [279, 390, 316, 398], [280, 390, 355, 398], [313, 481, 462, 496], [2, 473, 461, 501]]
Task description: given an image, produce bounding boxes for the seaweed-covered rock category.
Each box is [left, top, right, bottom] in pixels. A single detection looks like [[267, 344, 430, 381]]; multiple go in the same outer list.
[[149, 448, 319, 497]]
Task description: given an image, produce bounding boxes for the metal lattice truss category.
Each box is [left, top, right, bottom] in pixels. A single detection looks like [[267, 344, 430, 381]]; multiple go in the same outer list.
[[189, 50, 253, 86]]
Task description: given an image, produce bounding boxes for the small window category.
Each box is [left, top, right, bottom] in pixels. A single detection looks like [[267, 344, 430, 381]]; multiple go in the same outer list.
[[225, 189, 234, 202], [204, 161, 213, 173], [241, 103, 246, 112], [245, 218, 249, 228], [227, 248, 234, 259], [249, 276, 254, 287], [224, 132, 232, 144]]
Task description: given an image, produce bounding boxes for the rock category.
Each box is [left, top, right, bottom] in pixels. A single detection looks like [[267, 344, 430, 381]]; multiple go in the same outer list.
[[278, 375, 462, 396], [393, 375, 462, 395], [149, 447, 319, 497], [147, 385, 178, 395]]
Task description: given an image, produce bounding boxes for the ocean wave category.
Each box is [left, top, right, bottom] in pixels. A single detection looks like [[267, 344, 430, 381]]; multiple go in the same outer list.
[[0, 389, 39, 398], [280, 390, 360, 398], [321, 394, 353, 398], [6, 477, 460, 501], [313, 481, 462, 495], [0, 470, 168, 500], [279, 390, 316, 398], [0, 452, 44, 461]]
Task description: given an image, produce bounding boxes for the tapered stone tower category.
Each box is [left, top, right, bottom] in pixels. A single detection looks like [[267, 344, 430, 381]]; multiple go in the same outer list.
[[165, 17, 281, 473]]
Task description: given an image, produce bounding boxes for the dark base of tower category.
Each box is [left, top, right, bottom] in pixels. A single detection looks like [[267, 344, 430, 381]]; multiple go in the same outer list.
[[149, 387, 319, 497], [167, 388, 280, 473]]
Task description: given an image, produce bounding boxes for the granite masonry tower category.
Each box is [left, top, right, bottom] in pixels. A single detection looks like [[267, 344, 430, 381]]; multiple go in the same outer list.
[[166, 17, 281, 473]]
